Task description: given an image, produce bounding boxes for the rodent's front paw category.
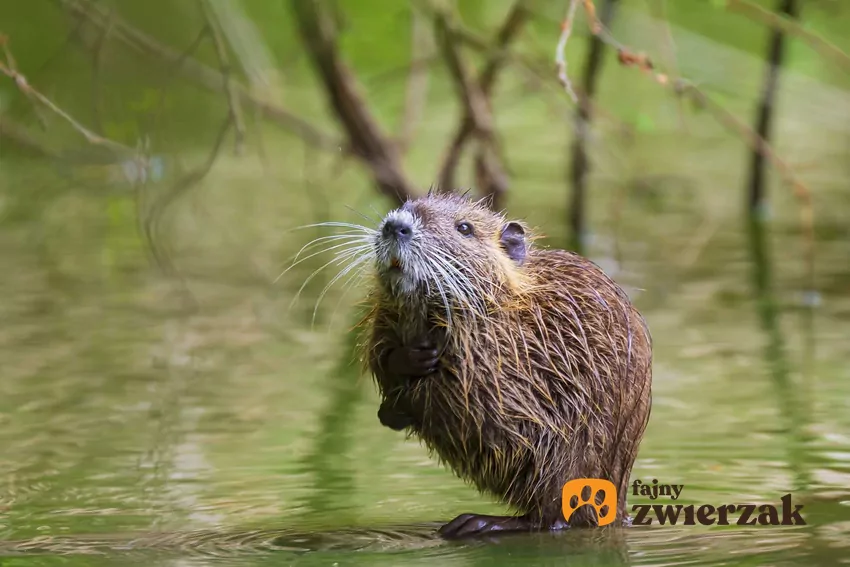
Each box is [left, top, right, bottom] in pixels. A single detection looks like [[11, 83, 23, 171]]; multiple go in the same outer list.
[[386, 341, 439, 378]]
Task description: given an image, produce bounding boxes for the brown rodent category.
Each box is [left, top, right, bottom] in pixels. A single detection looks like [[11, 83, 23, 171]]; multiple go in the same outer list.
[[355, 192, 652, 538]]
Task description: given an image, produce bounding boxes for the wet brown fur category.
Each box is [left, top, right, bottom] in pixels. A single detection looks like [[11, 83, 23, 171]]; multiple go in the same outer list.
[[357, 193, 652, 528]]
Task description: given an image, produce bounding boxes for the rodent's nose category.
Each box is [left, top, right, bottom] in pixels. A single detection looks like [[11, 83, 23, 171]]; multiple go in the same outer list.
[[382, 219, 413, 242]]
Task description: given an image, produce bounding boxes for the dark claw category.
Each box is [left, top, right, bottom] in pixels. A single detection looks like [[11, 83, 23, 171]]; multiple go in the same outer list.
[[387, 345, 441, 378], [410, 349, 439, 362]]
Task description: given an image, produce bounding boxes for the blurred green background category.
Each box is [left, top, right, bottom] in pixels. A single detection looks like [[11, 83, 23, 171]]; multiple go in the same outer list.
[[1, 0, 849, 566]]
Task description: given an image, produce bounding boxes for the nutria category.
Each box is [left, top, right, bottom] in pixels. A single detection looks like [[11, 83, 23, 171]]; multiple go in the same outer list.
[[353, 192, 652, 538]]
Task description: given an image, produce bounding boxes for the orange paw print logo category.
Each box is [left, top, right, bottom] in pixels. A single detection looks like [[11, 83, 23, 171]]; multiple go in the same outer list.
[[562, 478, 617, 526]]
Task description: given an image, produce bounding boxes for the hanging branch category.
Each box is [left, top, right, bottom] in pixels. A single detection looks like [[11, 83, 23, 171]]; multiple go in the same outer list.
[[747, 0, 800, 215], [290, 0, 418, 204], [441, 12, 630, 132], [199, 0, 247, 155], [0, 34, 135, 157], [552, 0, 814, 290], [555, 0, 582, 102], [646, 0, 688, 131], [148, 26, 210, 140], [53, 0, 341, 153]]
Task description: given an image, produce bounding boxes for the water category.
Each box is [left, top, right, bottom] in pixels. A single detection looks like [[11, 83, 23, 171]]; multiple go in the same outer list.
[[3, 150, 849, 567], [3, 4, 850, 566]]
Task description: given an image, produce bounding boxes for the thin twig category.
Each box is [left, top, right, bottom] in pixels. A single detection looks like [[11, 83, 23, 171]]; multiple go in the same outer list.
[[462, 14, 630, 130], [290, 0, 418, 204], [472, 143, 509, 211], [427, 0, 529, 198], [398, 9, 433, 154], [555, 0, 582, 102], [150, 25, 210, 140], [200, 0, 247, 155], [556, 0, 664, 101], [433, 12, 493, 136], [726, 0, 850, 73], [54, 0, 341, 152], [432, 7, 509, 208], [549, 0, 815, 288], [646, 0, 688, 131], [639, 75, 814, 294], [0, 35, 134, 156]]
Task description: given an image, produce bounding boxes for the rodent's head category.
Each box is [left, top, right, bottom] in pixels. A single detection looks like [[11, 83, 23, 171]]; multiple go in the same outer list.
[[373, 193, 531, 310]]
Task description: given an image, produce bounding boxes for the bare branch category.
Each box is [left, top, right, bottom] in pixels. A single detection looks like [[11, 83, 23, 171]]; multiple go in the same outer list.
[[555, 0, 582, 102], [433, 12, 493, 136], [473, 143, 509, 211], [447, 14, 628, 131], [646, 0, 688, 131], [425, 0, 529, 200], [478, 1, 530, 97], [149, 25, 210, 138], [54, 0, 341, 153], [549, 0, 814, 285], [200, 0, 247, 155], [0, 35, 135, 156], [432, 8, 509, 208], [398, 10, 434, 153], [290, 0, 418, 205], [726, 0, 850, 73], [632, 72, 814, 292]]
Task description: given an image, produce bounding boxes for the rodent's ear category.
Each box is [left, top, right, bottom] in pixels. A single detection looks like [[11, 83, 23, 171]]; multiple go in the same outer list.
[[499, 222, 527, 265]]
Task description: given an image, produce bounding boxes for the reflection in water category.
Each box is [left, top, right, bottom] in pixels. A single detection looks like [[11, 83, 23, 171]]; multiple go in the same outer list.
[[296, 310, 367, 525], [746, 215, 813, 494]]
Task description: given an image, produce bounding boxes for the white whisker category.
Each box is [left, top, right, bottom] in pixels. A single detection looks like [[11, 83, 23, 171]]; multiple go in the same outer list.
[[293, 232, 374, 262], [275, 239, 374, 283], [325, 263, 373, 334], [311, 252, 374, 328], [292, 222, 377, 233], [344, 205, 380, 224], [288, 245, 373, 309]]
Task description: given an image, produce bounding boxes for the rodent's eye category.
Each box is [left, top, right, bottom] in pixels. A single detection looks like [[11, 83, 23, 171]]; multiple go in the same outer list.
[[456, 222, 474, 237]]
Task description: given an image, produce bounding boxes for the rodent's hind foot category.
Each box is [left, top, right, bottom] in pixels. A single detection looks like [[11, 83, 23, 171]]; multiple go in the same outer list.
[[438, 513, 566, 539]]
